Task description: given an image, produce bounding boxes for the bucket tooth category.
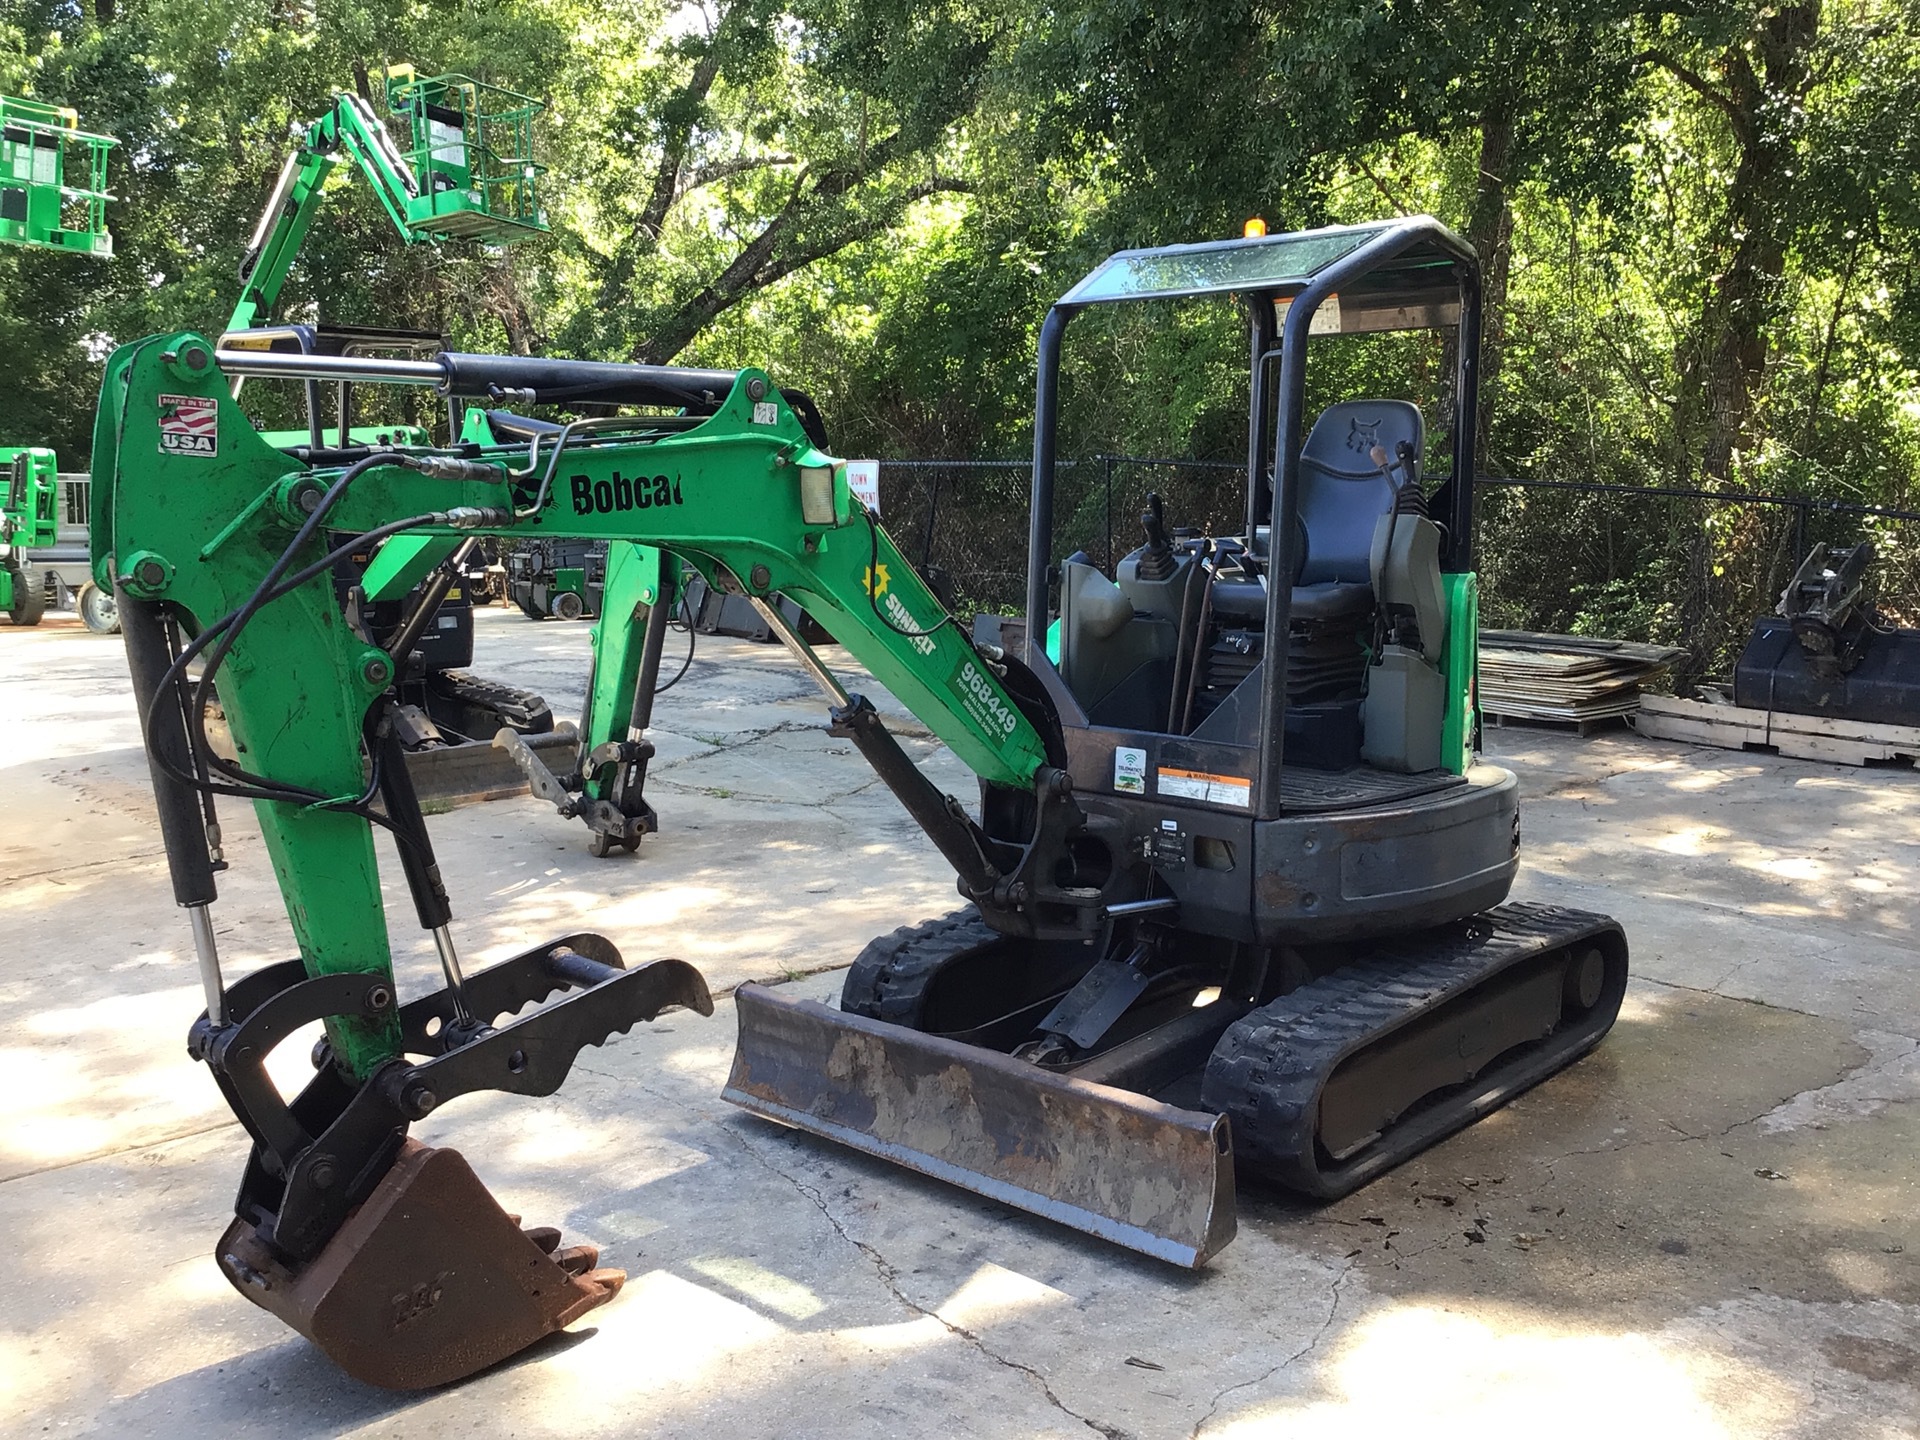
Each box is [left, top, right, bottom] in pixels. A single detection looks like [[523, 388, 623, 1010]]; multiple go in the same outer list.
[[724, 983, 1236, 1268], [216, 1140, 620, 1390]]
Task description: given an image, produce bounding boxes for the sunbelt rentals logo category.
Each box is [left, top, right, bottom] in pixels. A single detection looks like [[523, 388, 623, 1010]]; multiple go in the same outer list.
[[867, 561, 934, 656]]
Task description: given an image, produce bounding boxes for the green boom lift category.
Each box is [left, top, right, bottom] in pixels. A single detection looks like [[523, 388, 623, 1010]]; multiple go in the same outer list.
[[1, 446, 58, 624], [0, 95, 114, 257], [218, 71, 570, 802], [228, 65, 545, 336], [1, 95, 114, 623]]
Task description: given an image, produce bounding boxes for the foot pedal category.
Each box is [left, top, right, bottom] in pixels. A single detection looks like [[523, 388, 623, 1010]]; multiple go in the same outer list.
[[217, 1140, 621, 1389]]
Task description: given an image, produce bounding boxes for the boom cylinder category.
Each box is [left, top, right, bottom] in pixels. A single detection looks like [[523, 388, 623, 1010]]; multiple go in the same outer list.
[[829, 695, 999, 898], [214, 348, 741, 411]]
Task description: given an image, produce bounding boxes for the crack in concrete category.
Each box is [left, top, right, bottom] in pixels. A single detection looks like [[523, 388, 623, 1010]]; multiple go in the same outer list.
[[1756, 1031, 1920, 1134], [726, 1126, 1125, 1439], [0, 1116, 238, 1187], [653, 719, 822, 762], [1635, 974, 1915, 1033], [1525, 1087, 1812, 1199], [1185, 1258, 1354, 1438], [11, 846, 171, 883]]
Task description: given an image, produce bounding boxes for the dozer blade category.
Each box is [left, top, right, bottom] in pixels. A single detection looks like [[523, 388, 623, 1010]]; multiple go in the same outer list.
[[216, 1140, 622, 1390], [724, 983, 1236, 1268], [406, 725, 578, 810]]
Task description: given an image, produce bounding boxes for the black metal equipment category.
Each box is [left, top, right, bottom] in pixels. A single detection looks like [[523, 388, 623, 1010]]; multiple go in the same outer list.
[[1734, 541, 1920, 725], [505, 537, 607, 621]]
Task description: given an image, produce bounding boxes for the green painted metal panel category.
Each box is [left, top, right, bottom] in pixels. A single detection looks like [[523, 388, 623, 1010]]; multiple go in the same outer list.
[[1440, 571, 1479, 774]]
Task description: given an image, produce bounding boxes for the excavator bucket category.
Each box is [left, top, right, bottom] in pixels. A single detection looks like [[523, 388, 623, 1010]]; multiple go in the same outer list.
[[216, 1141, 624, 1389], [724, 984, 1237, 1267]]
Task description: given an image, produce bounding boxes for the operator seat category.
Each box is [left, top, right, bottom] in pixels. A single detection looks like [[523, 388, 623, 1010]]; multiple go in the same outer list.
[[1285, 399, 1423, 617]]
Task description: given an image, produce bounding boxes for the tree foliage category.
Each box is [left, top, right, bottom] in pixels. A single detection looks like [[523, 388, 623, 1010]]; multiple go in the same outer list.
[[0, 0, 1916, 666]]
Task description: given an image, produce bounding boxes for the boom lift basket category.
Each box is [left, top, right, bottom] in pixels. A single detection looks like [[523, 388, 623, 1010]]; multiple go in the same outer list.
[[0, 96, 114, 257], [382, 68, 547, 243]]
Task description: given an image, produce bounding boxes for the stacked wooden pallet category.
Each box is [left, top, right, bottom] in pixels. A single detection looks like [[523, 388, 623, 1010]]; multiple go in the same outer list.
[[1634, 693, 1920, 766], [1478, 631, 1687, 728]]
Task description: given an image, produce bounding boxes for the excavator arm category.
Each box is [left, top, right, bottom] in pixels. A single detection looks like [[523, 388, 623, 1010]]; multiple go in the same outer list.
[[91, 332, 1087, 1387]]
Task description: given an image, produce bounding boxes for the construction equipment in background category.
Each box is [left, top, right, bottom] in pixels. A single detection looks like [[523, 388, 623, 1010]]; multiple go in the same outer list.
[[226, 327, 574, 804], [227, 68, 543, 337], [1, 96, 114, 625], [684, 568, 829, 644], [1637, 541, 1920, 764], [4, 465, 119, 632], [95, 215, 1626, 1387], [1735, 541, 1918, 721], [507, 537, 605, 620], [1, 447, 57, 624], [0, 94, 115, 257], [215, 74, 565, 806]]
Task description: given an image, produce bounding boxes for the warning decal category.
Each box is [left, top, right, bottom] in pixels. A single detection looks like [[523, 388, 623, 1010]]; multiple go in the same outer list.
[[1158, 766, 1251, 808], [158, 394, 218, 457]]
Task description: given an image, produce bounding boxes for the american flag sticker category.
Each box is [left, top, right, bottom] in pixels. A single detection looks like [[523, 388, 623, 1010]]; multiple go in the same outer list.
[[158, 394, 218, 457]]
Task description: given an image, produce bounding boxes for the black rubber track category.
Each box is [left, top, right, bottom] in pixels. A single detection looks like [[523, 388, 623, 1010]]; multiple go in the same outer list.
[[428, 669, 555, 735], [839, 906, 1001, 1027], [1202, 901, 1627, 1200]]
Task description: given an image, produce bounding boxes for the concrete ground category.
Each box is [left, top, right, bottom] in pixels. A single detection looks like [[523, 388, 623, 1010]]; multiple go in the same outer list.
[[2, 605, 1916, 1439]]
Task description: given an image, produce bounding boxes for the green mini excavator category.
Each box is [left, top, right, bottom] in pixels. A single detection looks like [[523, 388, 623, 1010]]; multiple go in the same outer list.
[[95, 216, 1627, 1389]]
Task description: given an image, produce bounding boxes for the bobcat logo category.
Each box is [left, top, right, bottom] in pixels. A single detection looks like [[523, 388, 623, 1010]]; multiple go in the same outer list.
[[390, 1270, 452, 1330], [1344, 417, 1381, 456]]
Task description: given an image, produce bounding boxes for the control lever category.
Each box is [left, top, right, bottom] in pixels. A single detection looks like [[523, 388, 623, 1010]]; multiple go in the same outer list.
[[1135, 491, 1177, 584]]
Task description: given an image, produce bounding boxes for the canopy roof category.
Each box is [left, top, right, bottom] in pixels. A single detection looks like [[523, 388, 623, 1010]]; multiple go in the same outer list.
[[1058, 218, 1471, 309]]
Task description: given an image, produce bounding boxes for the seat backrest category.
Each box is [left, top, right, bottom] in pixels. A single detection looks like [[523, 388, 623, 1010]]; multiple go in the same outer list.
[[1293, 400, 1424, 585]]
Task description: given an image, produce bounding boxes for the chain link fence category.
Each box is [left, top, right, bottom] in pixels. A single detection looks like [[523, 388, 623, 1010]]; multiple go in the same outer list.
[[875, 457, 1920, 682]]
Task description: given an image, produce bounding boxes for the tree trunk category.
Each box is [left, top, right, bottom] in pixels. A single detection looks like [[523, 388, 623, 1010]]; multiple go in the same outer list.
[[1466, 91, 1516, 475], [491, 263, 537, 356], [1686, 2, 1822, 484]]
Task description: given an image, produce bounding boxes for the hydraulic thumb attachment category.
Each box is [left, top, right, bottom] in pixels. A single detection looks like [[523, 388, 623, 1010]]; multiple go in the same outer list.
[[193, 936, 711, 1389]]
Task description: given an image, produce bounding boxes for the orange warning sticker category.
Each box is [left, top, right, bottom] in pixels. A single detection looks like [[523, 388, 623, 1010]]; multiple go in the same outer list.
[[1157, 766, 1251, 808]]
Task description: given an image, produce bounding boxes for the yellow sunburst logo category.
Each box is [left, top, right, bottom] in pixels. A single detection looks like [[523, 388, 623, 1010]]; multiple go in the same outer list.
[[865, 561, 891, 598]]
